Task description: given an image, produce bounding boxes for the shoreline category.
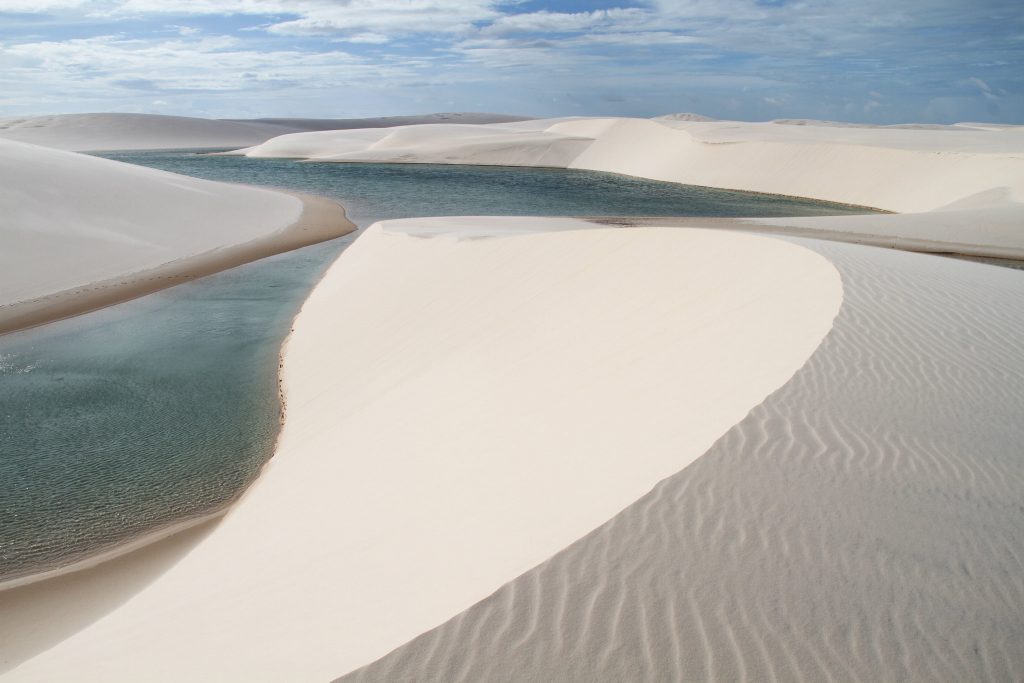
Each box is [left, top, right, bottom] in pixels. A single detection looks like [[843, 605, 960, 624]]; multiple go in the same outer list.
[[0, 510, 224, 593], [0, 191, 355, 337]]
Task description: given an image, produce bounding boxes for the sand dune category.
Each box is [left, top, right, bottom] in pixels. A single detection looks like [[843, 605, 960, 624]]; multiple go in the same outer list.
[[566, 117, 1024, 212], [339, 237, 1024, 683], [0, 221, 842, 681], [224, 112, 530, 132], [0, 112, 531, 152], [0, 113, 298, 151], [0, 138, 353, 333]]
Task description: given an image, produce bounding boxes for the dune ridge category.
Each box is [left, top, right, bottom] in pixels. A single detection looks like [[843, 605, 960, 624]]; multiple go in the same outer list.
[[0, 112, 532, 151], [336, 236, 1024, 683]]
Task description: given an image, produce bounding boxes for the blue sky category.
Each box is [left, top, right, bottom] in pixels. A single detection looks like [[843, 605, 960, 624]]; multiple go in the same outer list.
[[0, 0, 1021, 123]]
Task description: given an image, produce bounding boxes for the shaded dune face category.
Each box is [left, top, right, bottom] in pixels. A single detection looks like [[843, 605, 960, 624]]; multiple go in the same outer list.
[[336, 241, 1024, 683]]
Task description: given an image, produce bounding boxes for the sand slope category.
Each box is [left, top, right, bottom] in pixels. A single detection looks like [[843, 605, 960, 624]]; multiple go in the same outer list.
[[0, 113, 297, 151], [0, 221, 841, 681], [338, 236, 1024, 683], [0, 112, 532, 152], [224, 112, 530, 132], [566, 117, 1024, 213], [0, 138, 352, 333], [231, 123, 591, 166]]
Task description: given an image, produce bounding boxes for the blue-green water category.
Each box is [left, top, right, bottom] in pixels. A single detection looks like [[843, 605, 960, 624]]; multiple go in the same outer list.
[[0, 154, 875, 582]]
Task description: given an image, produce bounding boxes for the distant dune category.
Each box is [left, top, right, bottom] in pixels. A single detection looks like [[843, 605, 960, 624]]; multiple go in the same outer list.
[[0, 113, 297, 151], [224, 112, 531, 132], [0, 112, 531, 151]]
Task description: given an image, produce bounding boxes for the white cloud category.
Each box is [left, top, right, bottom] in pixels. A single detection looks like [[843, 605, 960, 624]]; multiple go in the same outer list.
[[484, 9, 648, 34], [340, 32, 392, 45], [1, 0, 1021, 123], [168, 24, 201, 36], [266, 2, 499, 37], [968, 76, 992, 93], [0, 32, 409, 97]]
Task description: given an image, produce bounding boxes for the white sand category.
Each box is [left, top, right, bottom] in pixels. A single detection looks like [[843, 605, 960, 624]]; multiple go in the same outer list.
[[0, 138, 298, 303], [0, 138, 352, 333], [0, 112, 532, 152], [0, 221, 842, 681], [340, 236, 1024, 682], [231, 123, 591, 166], [0, 113, 298, 151], [565, 117, 1024, 212]]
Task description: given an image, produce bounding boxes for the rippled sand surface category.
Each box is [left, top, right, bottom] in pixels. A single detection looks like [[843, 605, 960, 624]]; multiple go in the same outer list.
[[339, 241, 1024, 682]]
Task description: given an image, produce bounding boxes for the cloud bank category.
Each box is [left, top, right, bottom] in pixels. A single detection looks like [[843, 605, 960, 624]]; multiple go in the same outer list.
[[0, 0, 1020, 122]]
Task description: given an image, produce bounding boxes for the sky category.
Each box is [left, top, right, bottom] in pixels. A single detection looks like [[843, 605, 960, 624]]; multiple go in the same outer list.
[[0, 0, 1021, 123]]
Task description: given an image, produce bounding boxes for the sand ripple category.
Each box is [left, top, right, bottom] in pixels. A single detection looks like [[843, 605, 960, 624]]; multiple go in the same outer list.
[[338, 241, 1024, 682]]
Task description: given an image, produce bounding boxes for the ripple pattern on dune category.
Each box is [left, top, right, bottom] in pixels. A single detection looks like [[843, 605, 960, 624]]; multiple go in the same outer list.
[[337, 241, 1024, 682]]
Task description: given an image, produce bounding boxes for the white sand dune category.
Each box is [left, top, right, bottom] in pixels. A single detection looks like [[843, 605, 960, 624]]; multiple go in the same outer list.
[[0, 221, 842, 681], [0, 113, 298, 151], [224, 112, 530, 132], [0, 138, 352, 333], [0, 112, 531, 152], [231, 122, 591, 166], [239, 114, 1024, 257], [338, 236, 1024, 683]]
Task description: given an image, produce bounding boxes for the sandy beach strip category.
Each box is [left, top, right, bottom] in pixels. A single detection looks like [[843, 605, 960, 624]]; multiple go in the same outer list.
[[0, 139, 354, 335], [0, 220, 842, 681]]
